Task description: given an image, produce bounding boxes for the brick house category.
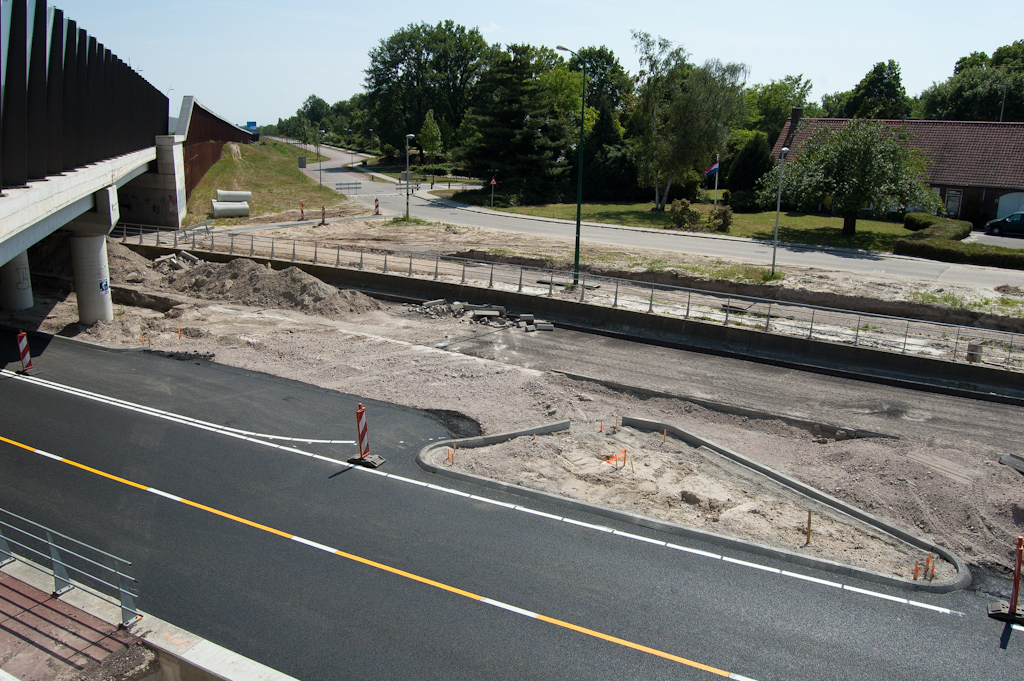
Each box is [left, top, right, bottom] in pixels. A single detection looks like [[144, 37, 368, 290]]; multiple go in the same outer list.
[[771, 110, 1024, 226]]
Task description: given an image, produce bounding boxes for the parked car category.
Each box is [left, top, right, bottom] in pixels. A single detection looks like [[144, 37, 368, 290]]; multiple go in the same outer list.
[[985, 211, 1024, 236]]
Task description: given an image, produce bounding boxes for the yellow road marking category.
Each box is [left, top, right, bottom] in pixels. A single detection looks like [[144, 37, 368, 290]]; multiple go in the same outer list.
[[1, 433, 742, 678]]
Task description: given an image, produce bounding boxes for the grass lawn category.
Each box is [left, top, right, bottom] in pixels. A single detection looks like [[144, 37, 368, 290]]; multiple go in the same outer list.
[[440, 189, 912, 252], [184, 140, 341, 226]]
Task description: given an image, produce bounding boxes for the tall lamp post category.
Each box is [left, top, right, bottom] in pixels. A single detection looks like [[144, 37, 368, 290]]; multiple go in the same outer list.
[[557, 45, 586, 286], [369, 128, 374, 155], [405, 133, 415, 220], [771, 146, 790, 277], [346, 128, 353, 166], [317, 129, 326, 187]]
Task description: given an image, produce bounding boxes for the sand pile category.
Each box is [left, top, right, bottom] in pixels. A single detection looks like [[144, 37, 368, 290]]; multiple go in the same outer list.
[[167, 258, 382, 317]]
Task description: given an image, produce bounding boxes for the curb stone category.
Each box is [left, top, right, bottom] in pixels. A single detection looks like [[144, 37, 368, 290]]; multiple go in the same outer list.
[[416, 418, 970, 593]]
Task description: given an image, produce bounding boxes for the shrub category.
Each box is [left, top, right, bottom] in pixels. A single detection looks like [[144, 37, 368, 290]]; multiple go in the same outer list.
[[900, 218, 972, 241], [675, 170, 703, 202], [669, 199, 702, 230], [893, 239, 1024, 269], [730, 189, 760, 213], [417, 163, 452, 176], [708, 206, 733, 233], [904, 212, 947, 231], [720, 189, 731, 206]]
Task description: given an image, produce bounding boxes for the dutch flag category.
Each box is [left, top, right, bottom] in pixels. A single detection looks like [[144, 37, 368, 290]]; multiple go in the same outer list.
[[704, 160, 720, 176]]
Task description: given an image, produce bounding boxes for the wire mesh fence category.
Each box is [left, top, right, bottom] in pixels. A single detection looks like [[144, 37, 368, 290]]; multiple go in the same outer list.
[[116, 224, 1024, 371]]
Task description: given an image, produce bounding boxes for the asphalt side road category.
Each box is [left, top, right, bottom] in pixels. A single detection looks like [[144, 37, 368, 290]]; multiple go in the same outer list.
[[1, 333, 1022, 680]]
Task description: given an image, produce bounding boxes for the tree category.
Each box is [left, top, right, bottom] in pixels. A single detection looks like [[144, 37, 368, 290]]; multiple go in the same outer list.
[[727, 131, 773, 192], [955, 51, 989, 74], [847, 60, 911, 119], [819, 90, 852, 118], [919, 67, 1023, 121], [300, 95, 330, 127], [365, 21, 490, 152], [745, 75, 813, 146], [419, 109, 443, 158], [992, 40, 1024, 72], [759, 119, 940, 235], [456, 44, 568, 202], [568, 45, 633, 113]]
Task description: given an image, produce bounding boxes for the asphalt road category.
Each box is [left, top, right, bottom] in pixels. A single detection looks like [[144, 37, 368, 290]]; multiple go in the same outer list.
[[1, 331, 1022, 680]]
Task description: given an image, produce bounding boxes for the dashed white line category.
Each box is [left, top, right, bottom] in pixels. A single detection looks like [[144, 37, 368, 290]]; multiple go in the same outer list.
[[481, 597, 539, 619], [843, 585, 908, 604]]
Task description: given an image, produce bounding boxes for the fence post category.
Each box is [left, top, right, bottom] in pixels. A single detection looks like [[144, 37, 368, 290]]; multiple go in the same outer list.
[[461, 263, 466, 285], [580, 276, 586, 302], [613, 280, 619, 307], [291, 241, 296, 262], [648, 285, 654, 313], [902, 319, 911, 355], [230, 234, 234, 254], [808, 309, 816, 339], [270, 239, 274, 259], [211, 234, 215, 252], [335, 247, 340, 267], [155, 230, 161, 246], [548, 276, 553, 297], [724, 297, 730, 326], [488, 264, 494, 288], [359, 248, 364, 270], [138, 227, 143, 245], [383, 252, 388, 273], [952, 325, 961, 361], [1007, 334, 1014, 366], [854, 315, 861, 346], [116, 564, 137, 626], [434, 256, 440, 281], [46, 532, 73, 596], [250, 235, 254, 257], [0, 526, 13, 567], [517, 267, 523, 292], [409, 255, 413, 276], [173, 230, 178, 247], [192, 230, 196, 249], [685, 290, 691, 319], [765, 302, 772, 332]]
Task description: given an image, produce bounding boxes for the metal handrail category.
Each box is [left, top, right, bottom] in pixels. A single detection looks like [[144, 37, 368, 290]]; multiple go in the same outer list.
[[0, 508, 139, 626], [119, 224, 1024, 370]]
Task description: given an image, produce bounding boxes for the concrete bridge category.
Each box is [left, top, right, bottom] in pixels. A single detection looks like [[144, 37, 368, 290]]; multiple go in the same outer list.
[[1, 0, 253, 324]]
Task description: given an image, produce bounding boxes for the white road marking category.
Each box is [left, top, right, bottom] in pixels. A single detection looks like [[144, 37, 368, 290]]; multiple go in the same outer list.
[[481, 597, 539, 619], [723, 557, 781, 574], [148, 488, 182, 502], [291, 536, 338, 553], [843, 585, 908, 604]]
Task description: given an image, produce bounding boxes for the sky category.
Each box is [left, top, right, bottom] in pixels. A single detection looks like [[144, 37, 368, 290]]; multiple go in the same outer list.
[[33, 0, 1024, 127]]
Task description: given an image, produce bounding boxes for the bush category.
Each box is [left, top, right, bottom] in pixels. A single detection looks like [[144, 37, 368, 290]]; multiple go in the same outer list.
[[893, 239, 1024, 269], [417, 163, 452, 176], [904, 212, 947, 231], [669, 199, 702, 230], [720, 189, 731, 206], [900, 218, 972, 241], [708, 206, 733, 233], [730, 189, 760, 213], [675, 170, 703, 202]]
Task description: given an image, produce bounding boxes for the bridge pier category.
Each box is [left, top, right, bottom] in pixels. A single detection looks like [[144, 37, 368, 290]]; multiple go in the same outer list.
[[66, 185, 119, 324], [0, 251, 35, 311]]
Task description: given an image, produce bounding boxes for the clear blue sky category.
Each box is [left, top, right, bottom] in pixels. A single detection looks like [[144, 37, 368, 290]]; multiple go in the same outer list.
[[46, 0, 1024, 127]]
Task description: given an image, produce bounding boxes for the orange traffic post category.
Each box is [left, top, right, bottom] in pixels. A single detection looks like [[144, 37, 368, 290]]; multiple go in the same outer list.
[[806, 511, 813, 545], [15, 330, 34, 373], [913, 561, 919, 581]]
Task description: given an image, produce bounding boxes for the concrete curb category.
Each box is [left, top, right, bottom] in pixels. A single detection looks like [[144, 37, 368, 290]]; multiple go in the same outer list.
[[552, 370, 898, 440], [0, 323, 149, 354], [1, 560, 299, 681], [416, 419, 970, 593]]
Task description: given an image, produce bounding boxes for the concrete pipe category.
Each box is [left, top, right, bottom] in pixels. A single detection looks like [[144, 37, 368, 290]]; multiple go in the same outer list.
[[70, 235, 113, 325], [211, 200, 250, 218], [0, 251, 35, 311], [216, 190, 253, 203]]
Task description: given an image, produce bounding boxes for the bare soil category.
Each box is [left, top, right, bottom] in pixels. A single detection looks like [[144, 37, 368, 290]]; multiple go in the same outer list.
[[4, 233, 1023, 583]]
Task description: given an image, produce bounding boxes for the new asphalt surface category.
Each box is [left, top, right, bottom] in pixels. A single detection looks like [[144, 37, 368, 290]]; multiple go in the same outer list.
[[1, 330, 1022, 680]]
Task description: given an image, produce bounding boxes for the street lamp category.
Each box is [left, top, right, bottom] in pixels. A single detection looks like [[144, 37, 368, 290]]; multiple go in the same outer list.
[[318, 129, 326, 187], [369, 128, 374, 154], [557, 45, 585, 285], [347, 128, 353, 166], [405, 133, 415, 219], [771, 147, 790, 277]]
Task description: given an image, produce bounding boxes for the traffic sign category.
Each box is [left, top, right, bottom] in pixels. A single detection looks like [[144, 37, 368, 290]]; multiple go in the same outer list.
[[490, 177, 497, 186]]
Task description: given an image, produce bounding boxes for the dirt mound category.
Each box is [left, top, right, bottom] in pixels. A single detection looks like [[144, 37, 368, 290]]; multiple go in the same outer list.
[[167, 258, 382, 317], [106, 238, 165, 286]]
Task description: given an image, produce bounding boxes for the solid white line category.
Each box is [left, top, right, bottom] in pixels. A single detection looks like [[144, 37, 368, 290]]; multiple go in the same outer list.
[[387, 474, 429, 487], [907, 600, 952, 614], [515, 506, 563, 521], [562, 517, 614, 533], [780, 570, 842, 589], [613, 530, 667, 546], [480, 597, 539, 619], [843, 585, 908, 604], [729, 673, 759, 681], [723, 556, 781, 573], [666, 543, 722, 560], [428, 484, 471, 497], [147, 488, 182, 502], [291, 536, 338, 554], [34, 449, 63, 462]]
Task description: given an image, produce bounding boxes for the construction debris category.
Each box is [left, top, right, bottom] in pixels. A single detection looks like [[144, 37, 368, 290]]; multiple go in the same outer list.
[[407, 299, 554, 331], [153, 251, 204, 274]]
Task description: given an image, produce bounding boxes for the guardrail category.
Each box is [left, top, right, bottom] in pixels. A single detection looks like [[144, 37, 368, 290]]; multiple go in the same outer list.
[[335, 182, 363, 192], [116, 225, 1024, 371], [0, 508, 139, 626]]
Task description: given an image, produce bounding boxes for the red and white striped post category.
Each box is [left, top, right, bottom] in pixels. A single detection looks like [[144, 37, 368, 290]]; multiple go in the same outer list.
[[374, 198, 380, 215], [356, 403, 369, 459], [321, 205, 326, 225], [300, 201, 305, 221], [16, 330, 33, 373]]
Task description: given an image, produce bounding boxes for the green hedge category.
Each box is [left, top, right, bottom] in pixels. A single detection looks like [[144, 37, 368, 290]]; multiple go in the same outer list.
[[903, 212, 947, 231], [893, 239, 1024, 269], [899, 218, 972, 241]]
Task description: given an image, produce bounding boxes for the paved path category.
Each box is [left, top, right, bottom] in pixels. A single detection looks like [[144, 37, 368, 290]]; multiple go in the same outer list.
[[2, 332, 1023, 680]]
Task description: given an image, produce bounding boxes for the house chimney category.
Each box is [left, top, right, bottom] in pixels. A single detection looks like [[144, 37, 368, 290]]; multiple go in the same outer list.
[[790, 106, 803, 127]]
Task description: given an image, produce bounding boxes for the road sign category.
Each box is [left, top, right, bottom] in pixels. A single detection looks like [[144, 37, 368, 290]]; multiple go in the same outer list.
[[298, 157, 306, 168], [401, 171, 413, 182], [490, 177, 497, 186]]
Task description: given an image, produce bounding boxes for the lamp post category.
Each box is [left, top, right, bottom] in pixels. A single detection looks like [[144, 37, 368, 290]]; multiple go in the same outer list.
[[557, 45, 585, 286], [347, 128, 353, 166], [771, 147, 790, 277], [318, 129, 326, 187], [369, 128, 374, 155], [405, 133, 415, 219]]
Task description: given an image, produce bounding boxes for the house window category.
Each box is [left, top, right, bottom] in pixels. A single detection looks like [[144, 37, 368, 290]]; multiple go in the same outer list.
[[945, 189, 962, 218]]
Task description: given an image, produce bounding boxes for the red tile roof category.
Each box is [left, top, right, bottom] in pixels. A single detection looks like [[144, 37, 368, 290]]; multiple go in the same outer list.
[[771, 118, 1024, 190]]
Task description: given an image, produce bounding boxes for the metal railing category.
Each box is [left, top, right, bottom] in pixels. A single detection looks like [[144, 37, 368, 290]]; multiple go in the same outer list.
[[0, 508, 139, 626], [116, 224, 1024, 371]]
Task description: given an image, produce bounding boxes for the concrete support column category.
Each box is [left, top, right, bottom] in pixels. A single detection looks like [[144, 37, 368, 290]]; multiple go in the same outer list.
[[0, 251, 35, 310], [70, 235, 112, 324]]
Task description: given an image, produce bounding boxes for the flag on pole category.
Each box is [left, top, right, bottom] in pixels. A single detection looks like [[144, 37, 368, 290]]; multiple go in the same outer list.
[[704, 160, 720, 176]]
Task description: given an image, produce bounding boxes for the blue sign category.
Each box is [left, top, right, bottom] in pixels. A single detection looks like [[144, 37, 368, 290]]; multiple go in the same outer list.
[[246, 121, 258, 132]]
